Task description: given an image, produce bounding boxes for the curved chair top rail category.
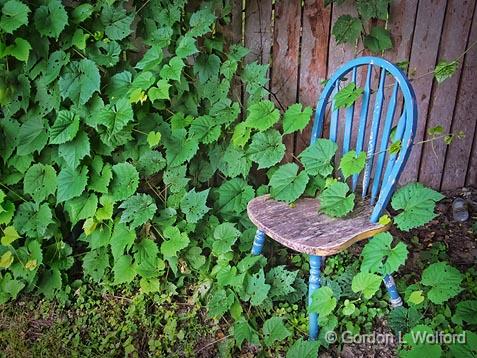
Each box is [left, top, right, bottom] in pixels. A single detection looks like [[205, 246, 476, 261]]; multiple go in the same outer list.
[[309, 56, 418, 223]]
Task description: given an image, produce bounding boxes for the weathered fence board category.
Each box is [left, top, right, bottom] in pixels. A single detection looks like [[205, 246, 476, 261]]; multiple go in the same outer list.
[[271, 0, 302, 161], [398, 0, 447, 185], [237, 0, 477, 191]]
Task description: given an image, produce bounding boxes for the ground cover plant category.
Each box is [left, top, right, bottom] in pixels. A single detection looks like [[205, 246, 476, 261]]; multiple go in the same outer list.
[[0, 0, 475, 357]]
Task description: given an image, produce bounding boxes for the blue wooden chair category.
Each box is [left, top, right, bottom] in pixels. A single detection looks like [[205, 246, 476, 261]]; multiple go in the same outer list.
[[247, 57, 417, 340]]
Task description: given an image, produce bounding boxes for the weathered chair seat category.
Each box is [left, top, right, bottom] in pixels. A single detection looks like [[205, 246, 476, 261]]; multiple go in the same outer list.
[[247, 195, 389, 256]]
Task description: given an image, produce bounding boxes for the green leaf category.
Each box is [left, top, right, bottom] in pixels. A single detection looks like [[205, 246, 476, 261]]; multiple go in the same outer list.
[[356, 0, 390, 20], [218, 145, 251, 178], [245, 100, 280, 131], [408, 290, 425, 305], [318, 182, 355, 217], [286, 338, 320, 358], [59, 59, 101, 105], [119, 194, 157, 229], [434, 60, 458, 83], [13, 202, 52, 238], [4, 37, 31, 62], [400, 343, 442, 358], [58, 131, 91, 169], [160, 226, 190, 258], [97, 98, 133, 135], [266, 266, 298, 299], [391, 183, 444, 231], [135, 46, 163, 71], [148, 80, 171, 101], [23, 163, 57, 203], [38, 269, 61, 299], [232, 122, 251, 147], [339, 150, 366, 179], [17, 117, 48, 155], [164, 129, 199, 167], [332, 15, 362, 44], [334, 83, 364, 109], [112, 255, 136, 284], [193, 54, 221, 83], [452, 300, 477, 325], [110, 163, 139, 201], [33, 0, 68, 38], [216, 178, 255, 214], [189, 115, 221, 144], [299, 139, 338, 176], [64, 193, 98, 225], [180, 188, 210, 224], [71, 3, 93, 24], [101, 5, 133, 41], [269, 163, 309, 203], [82, 248, 109, 282], [49, 110, 80, 144], [421, 262, 462, 304], [0, 251, 14, 268], [283, 103, 313, 134], [146, 131, 161, 148], [351, 272, 382, 299], [234, 319, 259, 348], [207, 289, 233, 318], [1, 226, 20, 246], [159, 56, 184, 82], [110, 221, 135, 260], [57, 166, 88, 203], [309, 287, 337, 316], [176, 35, 198, 58], [263, 317, 291, 347], [364, 26, 393, 53], [0, 0, 30, 33], [245, 268, 270, 306], [361, 232, 408, 275], [247, 129, 285, 169], [212, 222, 241, 256]]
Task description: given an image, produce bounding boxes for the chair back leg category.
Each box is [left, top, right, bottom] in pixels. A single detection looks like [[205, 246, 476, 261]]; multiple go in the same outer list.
[[383, 274, 403, 307], [309, 255, 322, 340], [251, 229, 266, 256]]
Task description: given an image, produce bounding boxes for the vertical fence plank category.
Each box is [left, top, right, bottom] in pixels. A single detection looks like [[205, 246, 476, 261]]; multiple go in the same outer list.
[[271, 0, 302, 161], [295, 0, 331, 155], [398, 0, 447, 185], [386, 0, 419, 63], [418, 0, 475, 189], [227, 0, 243, 106], [442, 4, 477, 189], [244, 0, 273, 66]]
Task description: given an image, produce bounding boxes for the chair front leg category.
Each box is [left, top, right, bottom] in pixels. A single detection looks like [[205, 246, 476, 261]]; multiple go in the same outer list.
[[308, 255, 322, 340], [251, 229, 266, 256], [383, 274, 403, 308]]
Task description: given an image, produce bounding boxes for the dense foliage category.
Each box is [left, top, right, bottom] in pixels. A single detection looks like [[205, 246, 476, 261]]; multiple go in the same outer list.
[[0, 0, 475, 356]]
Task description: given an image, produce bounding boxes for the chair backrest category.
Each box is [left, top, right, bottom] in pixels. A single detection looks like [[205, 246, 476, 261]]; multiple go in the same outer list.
[[310, 57, 417, 223]]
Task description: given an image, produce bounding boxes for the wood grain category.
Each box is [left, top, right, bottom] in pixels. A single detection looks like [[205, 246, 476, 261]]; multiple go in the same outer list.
[[399, 0, 447, 185], [271, 0, 302, 162], [418, 0, 475, 189], [295, 0, 331, 155], [247, 195, 389, 256], [244, 0, 273, 66]]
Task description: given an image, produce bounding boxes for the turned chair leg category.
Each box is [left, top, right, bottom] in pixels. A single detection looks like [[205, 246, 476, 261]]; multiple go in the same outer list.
[[383, 274, 403, 308], [251, 229, 266, 256], [308, 255, 322, 340]]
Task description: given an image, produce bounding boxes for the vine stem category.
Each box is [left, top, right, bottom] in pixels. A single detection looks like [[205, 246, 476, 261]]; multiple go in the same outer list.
[[195, 334, 232, 353], [0, 182, 27, 203]]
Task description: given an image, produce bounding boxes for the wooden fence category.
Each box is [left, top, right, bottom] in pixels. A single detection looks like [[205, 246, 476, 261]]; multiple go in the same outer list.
[[228, 0, 477, 190]]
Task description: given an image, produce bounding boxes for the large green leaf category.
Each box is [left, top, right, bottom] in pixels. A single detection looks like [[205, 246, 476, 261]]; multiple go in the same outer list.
[[361, 232, 408, 275], [334, 83, 364, 109], [299, 139, 337, 176], [216, 178, 254, 214], [180, 188, 210, 224], [269, 163, 309, 203], [58, 131, 91, 169], [33, 0, 67, 38], [0, 0, 30, 33], [100, 4, 133, 41], [59, 59, 101, 105], [283, 103, 313, 134], [245, 268, 270, 306], [119, 194, 157, 229], [212, 222, 240, 256], [112, 255, 136, 284], [421, 262, 462, 304], [318, 182, 355, 217], [110, 163, 139, 201], [286, 338, 320, 358], [13, 202, 52, 238], [332, 15, 362, 44], [23, 163, 57, 203], [49, 110, 80, 144], [160, 226, 190, 258], [391, 183, 444, 231], [57, 166, 89, 203], [339, 150, 366, 179], [351, 272, 382, 299], [262, 317, 291, 347], [245, 100, 280, 131], [356, 0, 390, 20], [309, 286, 337, 316], [64, 194, 98, 225], [247, 129, 285, 169]]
